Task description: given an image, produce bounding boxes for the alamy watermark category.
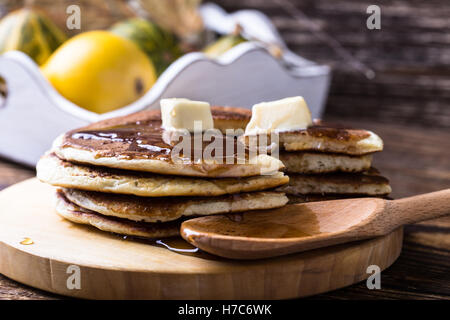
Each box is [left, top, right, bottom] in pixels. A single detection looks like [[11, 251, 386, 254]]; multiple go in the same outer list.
[[367, 5, 381, 30], [66, 264, 81, 290], [366, 265, 381, 289], [66, 5, 81, 30]]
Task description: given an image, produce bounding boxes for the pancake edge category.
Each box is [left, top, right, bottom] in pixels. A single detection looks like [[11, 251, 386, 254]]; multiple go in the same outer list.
[[62, 188, 289, 223], [37, 153, 290, 197], [54, 190, 181, 239], [53, 134, 284, 178]]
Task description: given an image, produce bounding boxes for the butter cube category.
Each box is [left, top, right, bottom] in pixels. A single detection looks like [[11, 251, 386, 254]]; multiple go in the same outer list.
[[245, 96, 312, 135], [161, 98, 213, 132]]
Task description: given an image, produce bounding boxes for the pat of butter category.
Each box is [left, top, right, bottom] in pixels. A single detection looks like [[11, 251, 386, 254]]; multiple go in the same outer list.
[[161, 98, 214, 132], [245, 96, 312, 135]]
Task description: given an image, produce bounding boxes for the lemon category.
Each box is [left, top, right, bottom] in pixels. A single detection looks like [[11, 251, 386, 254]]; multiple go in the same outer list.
[[41, 30, 156, 114]]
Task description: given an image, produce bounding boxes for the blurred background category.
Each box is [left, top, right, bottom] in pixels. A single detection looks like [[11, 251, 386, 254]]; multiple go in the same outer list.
[[2, 0, 448, 128], [0, 0, 448, 199], [216, 0, 450, 129]]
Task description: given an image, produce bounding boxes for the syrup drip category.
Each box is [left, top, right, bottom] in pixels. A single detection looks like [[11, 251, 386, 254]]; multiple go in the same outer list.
[[20, 237, 34, 245], [155, 239, 199, 253], [152, 237, 219, 260]]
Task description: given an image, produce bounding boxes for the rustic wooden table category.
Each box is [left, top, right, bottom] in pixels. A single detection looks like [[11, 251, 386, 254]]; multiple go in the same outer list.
[[0, 0, 449, 300]]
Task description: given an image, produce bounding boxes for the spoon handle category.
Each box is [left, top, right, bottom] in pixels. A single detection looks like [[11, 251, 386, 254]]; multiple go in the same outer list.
[[386, 189, 450, 228]]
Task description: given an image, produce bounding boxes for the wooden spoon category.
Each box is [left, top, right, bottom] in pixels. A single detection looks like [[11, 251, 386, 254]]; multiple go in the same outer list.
[[180, 189, 450, 259]]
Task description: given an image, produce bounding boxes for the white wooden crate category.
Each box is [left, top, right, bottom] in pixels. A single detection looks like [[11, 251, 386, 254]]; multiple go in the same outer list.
[[0, 3, 330, 166]]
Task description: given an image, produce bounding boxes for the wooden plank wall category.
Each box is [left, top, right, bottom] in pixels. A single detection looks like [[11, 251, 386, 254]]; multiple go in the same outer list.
[[212, 0, 450, 128]]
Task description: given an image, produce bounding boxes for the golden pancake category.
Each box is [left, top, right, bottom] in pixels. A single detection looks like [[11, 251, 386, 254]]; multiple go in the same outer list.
[[53, 108, 282, 178], [242, 121, 383, 155], [279, 152, 372, 174], [37, 153, 289, 197], [276, 169, 391, 196], [62, 188, 288, 223], [210, 106, 251, 132], [55, 190, 180, 238]]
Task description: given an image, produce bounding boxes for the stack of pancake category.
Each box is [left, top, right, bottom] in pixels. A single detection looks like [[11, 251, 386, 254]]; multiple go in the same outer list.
[[243, 119, 391, 202], [36, 107, 289, 239]]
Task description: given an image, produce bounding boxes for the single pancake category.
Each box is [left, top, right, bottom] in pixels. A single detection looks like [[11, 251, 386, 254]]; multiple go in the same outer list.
[[53, 108, 280, 178], [211, 106, 251, 132], [279, 152, 372, 174], [55, 190, 180, 238], [276, 169, 391, 196], [62, 188, 288, 223], [37, 153, 289, 197]]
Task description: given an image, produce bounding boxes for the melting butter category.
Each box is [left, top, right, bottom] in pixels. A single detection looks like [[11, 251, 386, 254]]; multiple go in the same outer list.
[[161, 98, 214, 132], [245, 96, 312, 135]]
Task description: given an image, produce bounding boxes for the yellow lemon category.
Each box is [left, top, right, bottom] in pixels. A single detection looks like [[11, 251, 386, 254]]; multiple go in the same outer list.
[[41, 30, 156, 114]]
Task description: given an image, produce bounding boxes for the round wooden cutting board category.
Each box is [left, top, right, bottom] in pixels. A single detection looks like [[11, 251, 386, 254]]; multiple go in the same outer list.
[[0, 179, 403, 299]]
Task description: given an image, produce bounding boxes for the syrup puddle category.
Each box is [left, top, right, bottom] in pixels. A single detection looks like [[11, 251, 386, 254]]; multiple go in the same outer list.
[[20, 237, 34, 245]]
